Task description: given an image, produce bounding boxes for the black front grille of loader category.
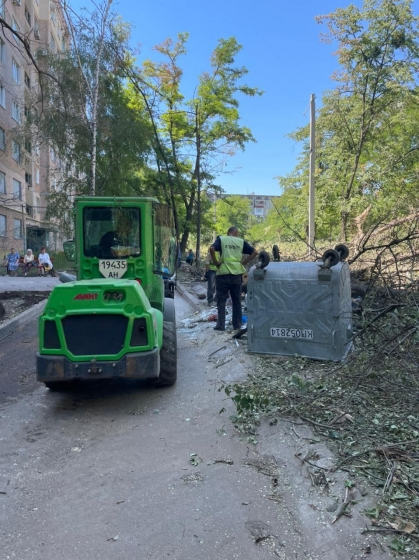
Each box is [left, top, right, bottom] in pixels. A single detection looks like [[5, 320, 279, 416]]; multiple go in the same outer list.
[[62, 314, 128, 356], [44, 321, 61, 349]]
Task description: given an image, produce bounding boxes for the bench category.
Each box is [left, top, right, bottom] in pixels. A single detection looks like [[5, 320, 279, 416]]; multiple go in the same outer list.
[[20, 256, 55, 276], [2, 256, 56, 277]]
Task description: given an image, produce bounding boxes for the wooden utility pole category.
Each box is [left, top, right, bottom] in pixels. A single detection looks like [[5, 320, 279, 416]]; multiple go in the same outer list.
[[308, 94, 316, 256]]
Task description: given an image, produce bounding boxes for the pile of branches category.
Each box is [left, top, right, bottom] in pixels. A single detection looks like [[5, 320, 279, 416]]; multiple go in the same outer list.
[[222, 251, 419, 555]]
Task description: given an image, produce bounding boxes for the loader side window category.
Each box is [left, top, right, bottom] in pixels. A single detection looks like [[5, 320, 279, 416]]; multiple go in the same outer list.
[[154, 204, 176, 276], [83, 207, 141, 258]]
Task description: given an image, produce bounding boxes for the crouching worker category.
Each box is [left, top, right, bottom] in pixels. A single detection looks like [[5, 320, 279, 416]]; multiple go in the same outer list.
[[38, 247, 54, 277]]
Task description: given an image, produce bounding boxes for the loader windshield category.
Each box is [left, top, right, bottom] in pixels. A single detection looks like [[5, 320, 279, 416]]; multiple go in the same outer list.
[[83, 207, 141, 258]]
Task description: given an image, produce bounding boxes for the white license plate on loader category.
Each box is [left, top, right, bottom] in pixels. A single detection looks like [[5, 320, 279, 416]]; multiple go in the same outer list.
[[99, 260, 127, 279]]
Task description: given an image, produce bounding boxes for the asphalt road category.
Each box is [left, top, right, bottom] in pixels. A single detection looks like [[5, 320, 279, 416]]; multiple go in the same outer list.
[[0, 294, 390, 560]]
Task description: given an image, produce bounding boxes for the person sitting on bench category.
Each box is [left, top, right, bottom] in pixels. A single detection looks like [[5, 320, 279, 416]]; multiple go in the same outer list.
[[38, 247, 53, 276], [6, 247, 19, 276], [23, 249, 35, 276]]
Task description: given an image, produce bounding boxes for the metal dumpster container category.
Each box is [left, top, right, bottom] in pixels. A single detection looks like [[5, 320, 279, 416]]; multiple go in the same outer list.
[[247, 261, 352, 361]]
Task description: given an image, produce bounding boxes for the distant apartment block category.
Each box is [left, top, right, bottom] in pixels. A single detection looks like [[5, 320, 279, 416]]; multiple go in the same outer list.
[[0, 0, 68, 257], [219, 193, 277, 220]]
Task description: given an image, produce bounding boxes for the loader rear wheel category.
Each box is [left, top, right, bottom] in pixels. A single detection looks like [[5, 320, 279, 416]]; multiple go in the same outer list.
[[157, 321, 177, 386]]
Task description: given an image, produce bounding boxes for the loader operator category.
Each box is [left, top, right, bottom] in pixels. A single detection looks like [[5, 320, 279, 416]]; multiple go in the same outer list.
[[210, 226, 257, 332]]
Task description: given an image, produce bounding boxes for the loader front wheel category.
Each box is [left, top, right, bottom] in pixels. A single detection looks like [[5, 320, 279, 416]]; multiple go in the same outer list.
[[157, 321, 177, 386]]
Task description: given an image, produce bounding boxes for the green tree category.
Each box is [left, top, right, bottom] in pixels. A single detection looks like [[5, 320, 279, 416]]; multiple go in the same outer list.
[[124, 34, 262, 261], [213, 196, 255, 238], [31, 5, 151, 232], [278, 0, 419, 243]]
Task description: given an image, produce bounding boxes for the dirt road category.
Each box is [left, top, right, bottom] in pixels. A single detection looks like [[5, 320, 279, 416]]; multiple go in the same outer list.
[[0, 295, 389, 560]]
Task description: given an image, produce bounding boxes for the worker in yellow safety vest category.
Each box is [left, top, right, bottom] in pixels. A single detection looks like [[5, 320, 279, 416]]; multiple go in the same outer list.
[[210, 226, 257, 331]]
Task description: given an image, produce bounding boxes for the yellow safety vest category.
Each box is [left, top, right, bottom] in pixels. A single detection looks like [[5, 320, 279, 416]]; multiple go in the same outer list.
[[208, 251, 219, 271], [217, 236, 246, 276]]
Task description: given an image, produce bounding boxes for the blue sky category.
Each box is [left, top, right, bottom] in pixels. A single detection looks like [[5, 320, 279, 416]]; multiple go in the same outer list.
[[70, 0, 367, 195]]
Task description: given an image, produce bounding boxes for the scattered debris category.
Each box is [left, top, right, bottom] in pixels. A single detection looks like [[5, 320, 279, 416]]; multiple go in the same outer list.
[[266, 493, 282, 503], [232, 327, 247, 340], [331, 486, 353, 524], [245, 519, 275, 544], [181, 471, 204, 484], [189, 453, 202, 466], [207, 346, 227, 359], [388, 517, 416, 534], [213, 458, 234, 465], [107, 535, 119, 542], [215, 357, 233, 369]]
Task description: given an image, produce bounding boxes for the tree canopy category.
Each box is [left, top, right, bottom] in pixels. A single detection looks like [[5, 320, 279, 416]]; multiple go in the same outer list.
[[275, 0, 419, 247]]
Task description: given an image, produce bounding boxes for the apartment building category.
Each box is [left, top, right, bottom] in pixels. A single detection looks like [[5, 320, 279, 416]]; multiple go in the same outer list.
[[218, 193, 277, 220], [0, 0, 67, 257]]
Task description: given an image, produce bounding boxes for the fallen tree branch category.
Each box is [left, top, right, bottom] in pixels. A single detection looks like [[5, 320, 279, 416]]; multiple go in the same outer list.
[[331, 487, 352, 524]]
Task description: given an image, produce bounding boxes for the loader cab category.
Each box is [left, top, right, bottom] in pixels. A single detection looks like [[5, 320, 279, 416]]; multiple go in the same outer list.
[[63, 197, 177, 309], [83, 206, 141, 260]]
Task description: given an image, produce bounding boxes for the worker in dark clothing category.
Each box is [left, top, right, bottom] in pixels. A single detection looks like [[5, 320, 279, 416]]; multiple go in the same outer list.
[[210, 226, 257, 332], [99, 231, 117, 258]]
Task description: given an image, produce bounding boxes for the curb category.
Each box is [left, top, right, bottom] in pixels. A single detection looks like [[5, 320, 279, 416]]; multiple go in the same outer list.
[[0, 299, 47, 342], [175, 282, 202, 312]]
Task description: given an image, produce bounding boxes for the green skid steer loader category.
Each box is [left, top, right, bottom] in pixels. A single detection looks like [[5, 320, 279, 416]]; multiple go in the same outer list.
[[36, 197, 178, 389]]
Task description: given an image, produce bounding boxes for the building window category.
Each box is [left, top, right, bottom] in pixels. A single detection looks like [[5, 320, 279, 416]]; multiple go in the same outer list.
[[35, 168, 40, 184], [25, 172, 32, 186], [0, 171, 5, 194], [12, 60, 20, 83], [13, 179, 22, 200], [24, 139, 31, 153], [0, 39, 5, 62], [25, 7, 31, 26], [0, 2, 4, 18], [24, 106, 31, 122], [12, 19, 20, 43], [0, 86, 5, 108], [50, 147, 56, 162], [50, 36, 56, 52], [12, 101, 20, 123], [34, 18, 40, 39], [12, 141, 21, 163], [24, 72, 30, 88], [13, 219, 22, 239], [0, 128, 5, 151], [0, 215, 6, 237]]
